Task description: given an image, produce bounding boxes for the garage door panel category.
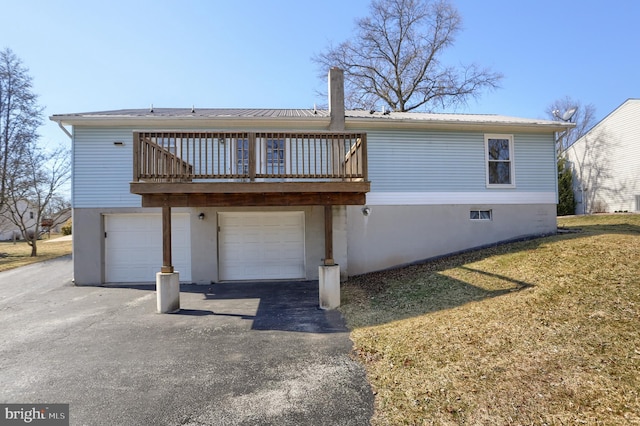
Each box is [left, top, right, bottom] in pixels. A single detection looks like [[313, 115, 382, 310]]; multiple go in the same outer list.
[[105, 214, 191, 283], [218, 212, 305, 281]]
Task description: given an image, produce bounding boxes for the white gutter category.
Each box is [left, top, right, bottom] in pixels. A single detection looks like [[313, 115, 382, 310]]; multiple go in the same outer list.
[[49, 116, 331, 130], [55, 120, 73, 139]]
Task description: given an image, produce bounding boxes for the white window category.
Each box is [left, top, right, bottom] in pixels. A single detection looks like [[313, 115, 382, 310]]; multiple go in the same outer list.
[[485, 134, 515, 188], [265, 139, 285, 175], [236, 138, 249, 174], [470, 209, 492, 220], [236, 138, 287, 176]]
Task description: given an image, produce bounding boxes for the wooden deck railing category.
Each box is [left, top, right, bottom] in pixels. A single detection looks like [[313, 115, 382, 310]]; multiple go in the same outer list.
[[133, 131, 367, 183], [134, 138, 194, 182]]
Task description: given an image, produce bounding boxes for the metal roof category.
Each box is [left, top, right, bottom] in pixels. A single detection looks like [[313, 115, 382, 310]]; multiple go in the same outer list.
[[50, 107, 572, 131], [345, 109, 563, 126], [51, 108, 329, 119]]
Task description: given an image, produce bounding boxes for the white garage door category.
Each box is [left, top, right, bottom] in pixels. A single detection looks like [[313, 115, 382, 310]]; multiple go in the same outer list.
[[105, 214, 191, 283], [218, 212, 305, 281]]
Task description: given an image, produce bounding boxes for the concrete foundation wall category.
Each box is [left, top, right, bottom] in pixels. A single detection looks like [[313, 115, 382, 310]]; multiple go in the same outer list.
[[346, 204, 557, 276], [74, 203, 554, 284], [72, 206, 346, 285]]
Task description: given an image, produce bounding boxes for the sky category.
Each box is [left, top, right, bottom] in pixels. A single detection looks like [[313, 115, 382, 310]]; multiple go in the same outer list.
[[1, 0, 639, 148]]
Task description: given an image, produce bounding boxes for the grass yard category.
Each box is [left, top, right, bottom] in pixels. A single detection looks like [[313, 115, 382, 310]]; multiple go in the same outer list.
[[341, 214, 640, 425], [0, 236, 72, 272]]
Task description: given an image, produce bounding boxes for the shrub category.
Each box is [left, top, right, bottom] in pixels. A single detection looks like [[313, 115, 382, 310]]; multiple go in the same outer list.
[[61, 219, 72, 236], [557, 156, 576, 216]]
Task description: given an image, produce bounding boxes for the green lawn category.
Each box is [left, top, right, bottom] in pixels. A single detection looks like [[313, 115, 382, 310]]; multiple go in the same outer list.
[[341, 214, 640, 425], [0, 236, 72, 272]]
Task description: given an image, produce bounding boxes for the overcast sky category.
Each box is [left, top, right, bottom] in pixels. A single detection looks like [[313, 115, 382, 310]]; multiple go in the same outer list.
[[1, 0, 638, 147]]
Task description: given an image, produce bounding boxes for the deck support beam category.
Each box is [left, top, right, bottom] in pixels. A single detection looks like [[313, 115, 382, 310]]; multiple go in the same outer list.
[[324, 205, 334, 266], [138, 191, 367, 208], [161, 204, 173, 273]]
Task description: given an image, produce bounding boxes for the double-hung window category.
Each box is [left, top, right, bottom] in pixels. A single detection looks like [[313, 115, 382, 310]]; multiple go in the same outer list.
[[265, 139, 285, 175], [485, 134, 515, 187], [236, 138, 249, 175], [235, 138, 286, 176]]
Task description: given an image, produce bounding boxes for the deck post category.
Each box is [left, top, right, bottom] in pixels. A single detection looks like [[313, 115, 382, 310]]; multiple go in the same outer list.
[[157, 203, 179, 313], [320, 205, 340, 309], [161, 204, 173, 273], [248, 132, 256, 181], [324, 205, 334, 266]]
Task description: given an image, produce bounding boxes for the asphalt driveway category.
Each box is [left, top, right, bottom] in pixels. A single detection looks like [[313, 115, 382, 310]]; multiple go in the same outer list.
[[0, 256, 373, 425]]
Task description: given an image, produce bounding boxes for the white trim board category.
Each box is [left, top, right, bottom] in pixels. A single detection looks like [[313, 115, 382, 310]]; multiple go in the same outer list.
[[365, 191, 557, 205]]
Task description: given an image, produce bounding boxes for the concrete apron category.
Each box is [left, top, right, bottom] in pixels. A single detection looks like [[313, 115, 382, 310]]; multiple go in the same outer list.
[[156, 272, 180, 313], [319, 265, 340, 310]]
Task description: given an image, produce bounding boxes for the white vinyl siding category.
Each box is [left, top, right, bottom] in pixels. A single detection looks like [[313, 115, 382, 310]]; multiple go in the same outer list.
[[514, 134, 557, 191], [73, 126, 557, 208], [365, 191, 556, 205], [363, 130, 556, 194], [567, 99, 640, 213], [366, 131, 484, 192], [73, 127, 140, 208]]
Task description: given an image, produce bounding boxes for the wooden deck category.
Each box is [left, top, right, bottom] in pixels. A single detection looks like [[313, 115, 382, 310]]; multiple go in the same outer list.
[[130, 131, 370, 207]]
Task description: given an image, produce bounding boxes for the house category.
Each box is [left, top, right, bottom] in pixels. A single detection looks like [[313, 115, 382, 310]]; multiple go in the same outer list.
[[0, 200, 39, 241], [565, 99, 640, 214], [50, 69, 570, 309]]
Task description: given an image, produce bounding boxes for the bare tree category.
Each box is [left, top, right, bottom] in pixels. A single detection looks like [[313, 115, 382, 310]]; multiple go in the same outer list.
[[313, 0, 502, 112], [2, 144, 70, 256], [546, 96, 597, 154], [0, 48, 43, 210]]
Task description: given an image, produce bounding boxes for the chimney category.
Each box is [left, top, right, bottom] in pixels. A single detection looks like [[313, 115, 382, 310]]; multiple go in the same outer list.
[[328, 67, 345, 131]]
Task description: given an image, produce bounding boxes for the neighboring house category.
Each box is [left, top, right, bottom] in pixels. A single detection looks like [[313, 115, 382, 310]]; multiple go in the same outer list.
[[0, 200, 38, 241], [44, 208, 72, 235], [565, 99, 640, 214], [50, 69, 570, 286]]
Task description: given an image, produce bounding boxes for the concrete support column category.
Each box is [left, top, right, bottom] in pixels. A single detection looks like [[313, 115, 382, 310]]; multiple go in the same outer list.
[[319, 264, 340, 310], [156, 272, 180, 313]]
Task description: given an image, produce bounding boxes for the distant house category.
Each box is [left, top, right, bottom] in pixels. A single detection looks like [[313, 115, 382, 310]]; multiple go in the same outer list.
[[565, 99, 640, 214], [0, 200, 38, 241], [0, 201, 70, 241], [50, 69, 570, 288]]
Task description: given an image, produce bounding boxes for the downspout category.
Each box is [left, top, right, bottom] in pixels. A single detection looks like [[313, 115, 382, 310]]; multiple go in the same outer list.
[[54, 119, 74, 269], [56, 121, 73, 139]]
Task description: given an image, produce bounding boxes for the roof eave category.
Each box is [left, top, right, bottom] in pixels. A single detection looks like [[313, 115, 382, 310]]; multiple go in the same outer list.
[[344, 117, 575, 133], [49, 114, 331, 128], [50, 113, 575, 133]]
